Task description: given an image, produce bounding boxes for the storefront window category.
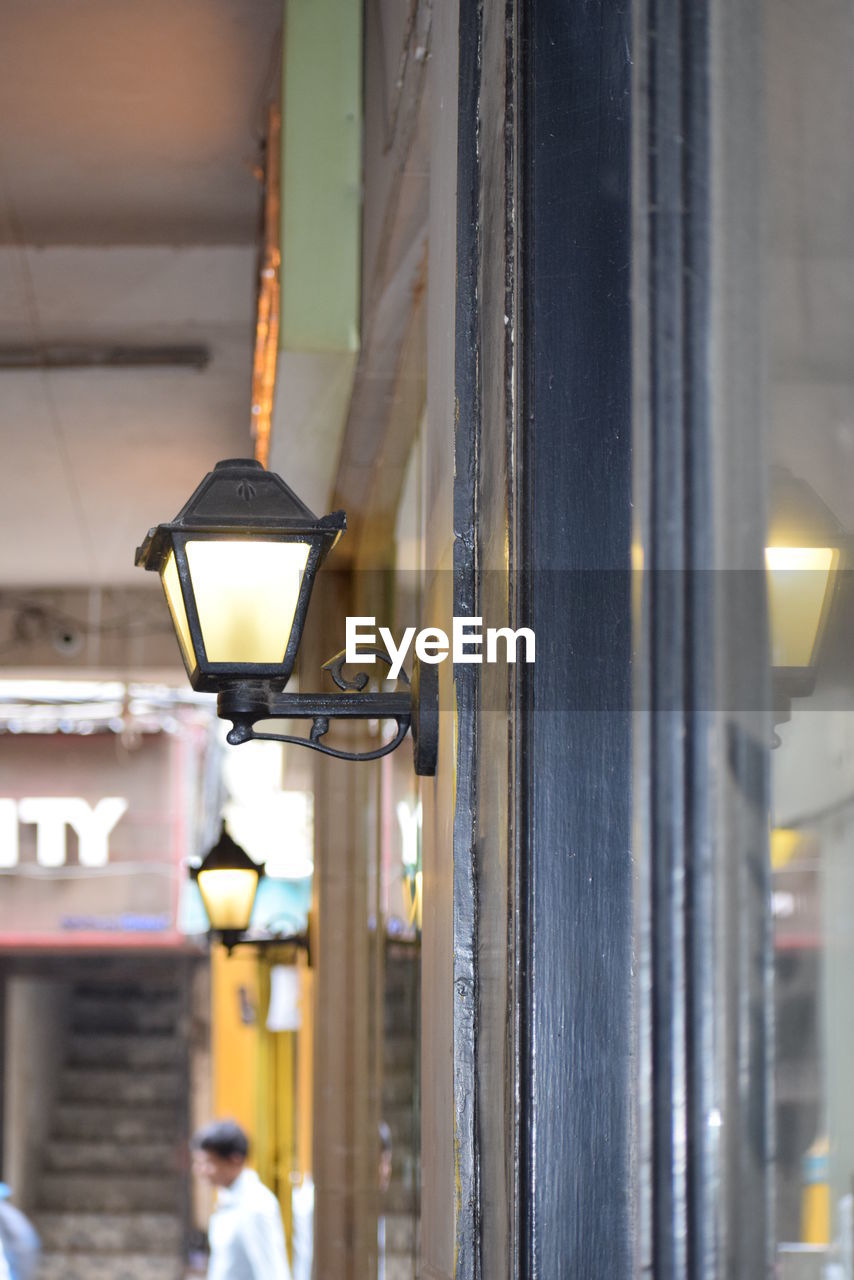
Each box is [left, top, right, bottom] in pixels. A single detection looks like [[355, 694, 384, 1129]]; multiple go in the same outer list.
[[763, 2, 854, 1269]]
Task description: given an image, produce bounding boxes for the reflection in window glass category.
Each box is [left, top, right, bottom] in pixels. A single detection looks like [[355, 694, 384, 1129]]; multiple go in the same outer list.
[[765, 0, 854, 1267]]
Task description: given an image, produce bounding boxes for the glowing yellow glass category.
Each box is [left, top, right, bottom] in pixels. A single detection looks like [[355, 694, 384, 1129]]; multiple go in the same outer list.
[[197, 867, 260, 932], [162, 550, 196, 674], [770, 827, 802, 871], [186, 539, 310, 664], [765, 545, 837, 668]]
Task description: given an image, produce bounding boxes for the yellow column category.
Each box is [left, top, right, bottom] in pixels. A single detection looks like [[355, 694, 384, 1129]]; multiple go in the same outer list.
[[211, 945, 261, 1150], [801, 1135, 831, 1245]]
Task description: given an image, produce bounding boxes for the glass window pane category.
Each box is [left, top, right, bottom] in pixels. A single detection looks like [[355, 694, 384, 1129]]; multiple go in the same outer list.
[[162, 548, 197, 675], [197, 867, 259, 931], [763, 0, 854, 1262]]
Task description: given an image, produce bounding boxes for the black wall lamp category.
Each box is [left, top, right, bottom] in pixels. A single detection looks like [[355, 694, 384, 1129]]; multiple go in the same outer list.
[[136, 458, 438, 775]]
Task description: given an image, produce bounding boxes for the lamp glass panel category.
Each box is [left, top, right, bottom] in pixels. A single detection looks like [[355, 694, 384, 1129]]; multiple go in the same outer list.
[[162, 549, 197, 673], [186, 539, 311, 664], [765, 546, 836, 668], [197, 867, 260, 932]]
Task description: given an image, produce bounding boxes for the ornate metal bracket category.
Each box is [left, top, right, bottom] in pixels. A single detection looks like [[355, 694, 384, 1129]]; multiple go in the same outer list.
[[217, 648, 439, 776]]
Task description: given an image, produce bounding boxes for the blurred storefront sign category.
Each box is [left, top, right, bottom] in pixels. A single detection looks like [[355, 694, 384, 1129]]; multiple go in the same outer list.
[[0, 730, 203, 948], [0, 796, 128, 867]]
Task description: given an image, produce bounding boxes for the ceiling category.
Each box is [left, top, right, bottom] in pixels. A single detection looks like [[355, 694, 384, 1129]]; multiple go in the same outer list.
[[0, 0, 281, 245], [0, 0, 282, 591]]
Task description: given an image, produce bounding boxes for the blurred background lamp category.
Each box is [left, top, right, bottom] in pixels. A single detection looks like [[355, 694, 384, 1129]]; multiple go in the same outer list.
[[192, 823, 265, 952]]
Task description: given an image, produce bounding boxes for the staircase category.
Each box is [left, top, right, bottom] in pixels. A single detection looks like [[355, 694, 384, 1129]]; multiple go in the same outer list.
[[34, 974, 188, 1280], [381, 941, 420, 1280]]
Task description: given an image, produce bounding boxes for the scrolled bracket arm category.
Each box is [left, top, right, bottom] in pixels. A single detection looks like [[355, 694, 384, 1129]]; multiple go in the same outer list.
[[216, 649, 438, 775], [230, 716, 413, 765], [322, 646, 409, 691]]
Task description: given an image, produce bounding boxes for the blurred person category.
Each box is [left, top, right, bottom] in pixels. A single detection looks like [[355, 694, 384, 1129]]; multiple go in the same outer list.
[[377, 1121, 392, 1280], [0, 1184, 39, 1280], [289, 1174, 314, 1280], [192, 1120, 291, 1280]]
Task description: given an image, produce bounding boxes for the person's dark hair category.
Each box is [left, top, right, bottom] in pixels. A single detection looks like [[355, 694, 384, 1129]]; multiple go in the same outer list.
[[192, 1119, 250, 1161]]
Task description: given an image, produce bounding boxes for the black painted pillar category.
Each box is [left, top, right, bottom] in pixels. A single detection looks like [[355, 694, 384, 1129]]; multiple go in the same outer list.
[[517, 2, 634, 1277], [453, 0, 770, 1275], [454, 0, 634, 1277]]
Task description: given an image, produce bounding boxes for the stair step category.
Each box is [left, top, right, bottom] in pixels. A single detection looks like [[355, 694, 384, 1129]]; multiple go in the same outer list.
[[73, 981, 180, 1002], [34, 1212, 183, 1254], [384, 1180, 418, 1214], [38, 1251, 184, 1280], [384, 1257, 417, 1280], [39, 1174, 183, 1214], [384, 978, 418, 1006], [384, 1006, 418, 1036], [382, 1103, 418, 1146], [46, 1140, 178, 1174], [60, 1068, 183, 1105], [385, 954, 418, 976], [71, 995, 181, 1034], [384, 984, 418, 1006], [383, 1071, 416, 1106], [54, 1104, 180, 1142], [67, 1033, 183, 1068], [385, 1210, 419, 1254], [383, 1038, 417, 1071]]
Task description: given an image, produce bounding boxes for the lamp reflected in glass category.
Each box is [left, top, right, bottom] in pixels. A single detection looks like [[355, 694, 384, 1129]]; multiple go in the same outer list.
[[765, 545, 838, 674], [766, 468, 844, 726]]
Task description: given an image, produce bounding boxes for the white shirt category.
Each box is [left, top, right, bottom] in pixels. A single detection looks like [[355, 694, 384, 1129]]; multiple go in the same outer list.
[[290, 1175, 314, 1280], [208, 1169, 292, 1280]]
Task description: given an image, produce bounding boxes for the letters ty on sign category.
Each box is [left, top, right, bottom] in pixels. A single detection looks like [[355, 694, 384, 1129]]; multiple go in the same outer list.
[[0, 797, 128, 869]]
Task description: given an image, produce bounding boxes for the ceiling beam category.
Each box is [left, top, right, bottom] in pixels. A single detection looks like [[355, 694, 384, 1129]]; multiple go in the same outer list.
[[0, 345, 209, 372]]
